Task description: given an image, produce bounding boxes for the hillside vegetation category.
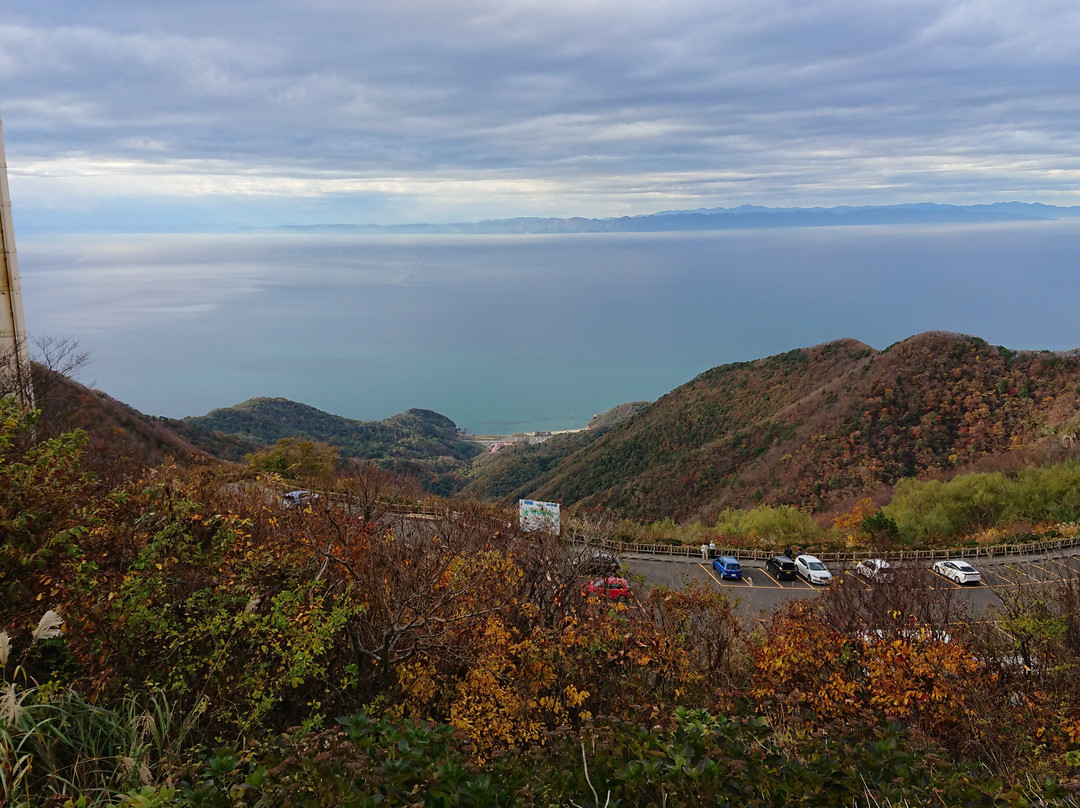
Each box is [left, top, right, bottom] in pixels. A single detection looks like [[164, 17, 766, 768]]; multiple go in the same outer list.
[[464, 401, 650, 500], [4, 394, 1080, 805], [467, 332, 1080, 523], [185, 396, 482, 476], [23, 364, 250, 476]]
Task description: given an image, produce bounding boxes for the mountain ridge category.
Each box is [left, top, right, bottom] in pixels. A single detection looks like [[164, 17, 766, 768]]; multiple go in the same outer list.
[[183, 397, 482, 480], [254, 202, 1080, 235], [463, 332, 1080, 522], [31, 331, 1080, 523]]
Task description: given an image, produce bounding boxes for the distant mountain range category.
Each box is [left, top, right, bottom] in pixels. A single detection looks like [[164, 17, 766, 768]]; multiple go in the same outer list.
[[261, 202, 1080, 236]]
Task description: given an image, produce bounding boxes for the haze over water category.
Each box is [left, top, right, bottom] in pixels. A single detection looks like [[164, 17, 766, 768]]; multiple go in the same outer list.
[[19, 221, 1080, 435]]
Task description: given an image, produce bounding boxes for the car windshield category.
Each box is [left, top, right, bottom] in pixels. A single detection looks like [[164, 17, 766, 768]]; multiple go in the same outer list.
[[955, 562, 976, 572], [808, 561, 827, 571]]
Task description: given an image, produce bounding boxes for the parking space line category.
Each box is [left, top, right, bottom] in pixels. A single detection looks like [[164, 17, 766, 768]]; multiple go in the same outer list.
[[846, 572, 873, 589], [1025, 561, 1068, 583], [699, 561, 755, 588], [979, 567, 1016, 587], [700, 562, 730, 589], [1046, 557, 1080, 577], [979, 571, 1011, 588], [1003, 563, 1046, 583], [755, 570, 785, 589], [1002, 566, 1054, 583], [930, 570, 963, 588], [1025, 561, 1056, 578], [914, 574, 942, 591]]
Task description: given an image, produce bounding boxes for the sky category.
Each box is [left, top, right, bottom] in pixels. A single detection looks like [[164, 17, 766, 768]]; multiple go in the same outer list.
[[3, 0, 1080, 233]]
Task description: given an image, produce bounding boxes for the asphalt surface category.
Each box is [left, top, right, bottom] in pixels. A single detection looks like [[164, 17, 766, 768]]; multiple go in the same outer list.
[[623, 551, 1080, 619]]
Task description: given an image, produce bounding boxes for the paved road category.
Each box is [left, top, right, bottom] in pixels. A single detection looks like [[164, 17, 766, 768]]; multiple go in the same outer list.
[[623, 552, 1080, 619]]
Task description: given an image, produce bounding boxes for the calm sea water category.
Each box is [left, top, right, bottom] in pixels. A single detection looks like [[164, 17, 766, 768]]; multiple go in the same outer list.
[[18, 222, 1080, 434]]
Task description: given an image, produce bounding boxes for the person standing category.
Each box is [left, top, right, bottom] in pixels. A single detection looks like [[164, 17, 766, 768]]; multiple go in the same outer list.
[[708, 540, 716, 559]]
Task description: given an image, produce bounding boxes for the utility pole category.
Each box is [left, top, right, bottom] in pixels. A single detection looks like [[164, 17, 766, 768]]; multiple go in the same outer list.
[[0, 107, 33, 406]]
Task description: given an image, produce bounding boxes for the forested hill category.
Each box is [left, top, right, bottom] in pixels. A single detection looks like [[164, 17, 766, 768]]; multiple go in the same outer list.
[[465, 332, 1080, 522], [22, 366, 252, 474], [184, 397, 482, 468]]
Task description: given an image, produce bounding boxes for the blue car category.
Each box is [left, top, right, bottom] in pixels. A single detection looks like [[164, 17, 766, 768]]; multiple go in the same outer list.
[[712, 555, 742, 581]]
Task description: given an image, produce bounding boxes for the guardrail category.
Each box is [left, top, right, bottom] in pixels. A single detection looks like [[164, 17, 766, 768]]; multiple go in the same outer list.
[[585, 532, 1080, 565], [290, 488, 1080, 563], [318, 491, 445, 518]]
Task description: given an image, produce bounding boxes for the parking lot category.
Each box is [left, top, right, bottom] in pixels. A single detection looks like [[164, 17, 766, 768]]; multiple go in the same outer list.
[[623, 551, 1080, 617]]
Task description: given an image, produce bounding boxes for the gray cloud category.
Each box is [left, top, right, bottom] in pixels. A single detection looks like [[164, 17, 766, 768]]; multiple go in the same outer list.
[[3, 0, 1080, 229]]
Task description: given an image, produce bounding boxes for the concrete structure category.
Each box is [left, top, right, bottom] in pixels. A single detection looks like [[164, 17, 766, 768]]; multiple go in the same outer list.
[[0, 108, 32, 405]]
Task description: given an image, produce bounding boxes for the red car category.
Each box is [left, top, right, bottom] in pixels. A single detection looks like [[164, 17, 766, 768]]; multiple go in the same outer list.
[[583, 576, 632, 600]]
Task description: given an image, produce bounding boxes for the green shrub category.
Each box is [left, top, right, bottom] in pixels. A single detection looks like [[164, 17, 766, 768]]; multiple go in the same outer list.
[[713, 504, 821, 545], [1009, 461, 1080, 524], [170, 708, 1079, 807], [884, 461, 1080, 543]]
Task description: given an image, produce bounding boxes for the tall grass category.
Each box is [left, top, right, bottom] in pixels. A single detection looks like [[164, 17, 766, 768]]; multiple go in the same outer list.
[[1, 686, 195, 807]]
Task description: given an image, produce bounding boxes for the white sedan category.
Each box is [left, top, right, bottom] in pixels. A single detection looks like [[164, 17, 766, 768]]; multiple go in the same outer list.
[[795, 554, 833, 585], [932, 559, 982, 585]]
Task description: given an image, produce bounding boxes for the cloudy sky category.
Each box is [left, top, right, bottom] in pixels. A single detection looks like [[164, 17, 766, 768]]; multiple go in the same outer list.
[[3, 0, 1080, 233]]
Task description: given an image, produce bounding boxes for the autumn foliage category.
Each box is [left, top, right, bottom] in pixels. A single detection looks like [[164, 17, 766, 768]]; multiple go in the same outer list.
[[468, 333, 1080, 524], [4, 396, 1080, 805]]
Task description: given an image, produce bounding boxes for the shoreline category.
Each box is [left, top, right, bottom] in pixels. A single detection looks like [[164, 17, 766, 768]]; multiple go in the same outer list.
[[468, 427, 588, 452]]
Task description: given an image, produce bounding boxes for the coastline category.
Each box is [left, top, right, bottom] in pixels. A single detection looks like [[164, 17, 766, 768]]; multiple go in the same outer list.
[[468, 427, 587, 453]]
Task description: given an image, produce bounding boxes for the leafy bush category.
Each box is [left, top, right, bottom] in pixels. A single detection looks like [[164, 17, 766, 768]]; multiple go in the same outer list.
[[0, 398, 96, 616], [713, 504, 821, 545], [884, 461, 1080, 543], [170, 708, 1076, 807]]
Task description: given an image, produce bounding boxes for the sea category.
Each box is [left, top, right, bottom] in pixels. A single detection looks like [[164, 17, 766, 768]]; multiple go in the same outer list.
[[17, 220, 1080, 435]]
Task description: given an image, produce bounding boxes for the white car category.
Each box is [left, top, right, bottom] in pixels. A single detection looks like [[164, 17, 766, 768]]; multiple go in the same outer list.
[[933, 559, 981, 585], [795, 554, 833, 585], [854, 558, 892, 581]]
